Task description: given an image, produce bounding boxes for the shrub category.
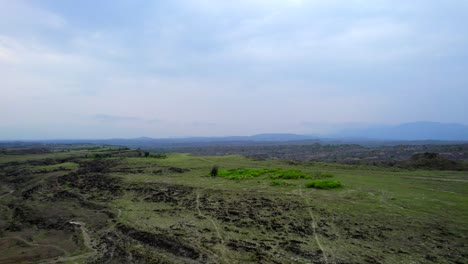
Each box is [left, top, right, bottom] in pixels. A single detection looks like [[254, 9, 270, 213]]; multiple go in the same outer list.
[[217, 168, 316, 180], [217, 168, 272, 179], [306, 180, 342, 189], [269, 169, 310, 179], [210, 166, 219, 177]]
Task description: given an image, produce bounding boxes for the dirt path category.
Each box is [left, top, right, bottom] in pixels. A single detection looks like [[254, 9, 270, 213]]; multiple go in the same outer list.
[[39, 221, 98, 264], [0, 186, 97, 264], [45, 206, 123, 264], [0, 187, 13, 211], [413, 186, 460, 194], [0, 190, 13, 199], [195, 191, 228, 263], [0, 184, 14, 199], [402, 176, 468, 182], [69, 221, 96, 254], [298, 188, 332, 264], [40, 251, 95, 264], [0, 236, 69, 256]]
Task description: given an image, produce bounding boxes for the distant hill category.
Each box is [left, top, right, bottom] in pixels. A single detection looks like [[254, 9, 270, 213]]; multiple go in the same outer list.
[[128, 133, 318, 143], [335, 122, 468, 141], [4, 122, 467, 146], [106, 134, 321, 147], [239, 133, 317, 141]]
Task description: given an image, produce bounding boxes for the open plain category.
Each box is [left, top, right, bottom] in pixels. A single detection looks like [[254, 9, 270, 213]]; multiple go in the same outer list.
[[0, 145, 467, 263]]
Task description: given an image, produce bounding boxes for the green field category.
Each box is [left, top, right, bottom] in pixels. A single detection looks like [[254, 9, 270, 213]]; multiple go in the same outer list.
[[0, 147, 467, 263]]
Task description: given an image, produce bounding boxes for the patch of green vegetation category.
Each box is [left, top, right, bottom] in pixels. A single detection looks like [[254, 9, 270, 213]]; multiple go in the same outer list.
[[270, 179, 290, 186], [217, 168, 336, 181], [269, 169, 310, 179], [306, 180, 342, 189], [217, 168, 315, 180]]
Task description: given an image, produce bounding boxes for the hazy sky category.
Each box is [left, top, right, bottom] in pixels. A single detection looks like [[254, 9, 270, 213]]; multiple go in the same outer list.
[[1, 0, 467, 139]]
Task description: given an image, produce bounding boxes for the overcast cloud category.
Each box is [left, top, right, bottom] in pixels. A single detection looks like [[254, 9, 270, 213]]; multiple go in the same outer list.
[[1, 0, 467, 139]]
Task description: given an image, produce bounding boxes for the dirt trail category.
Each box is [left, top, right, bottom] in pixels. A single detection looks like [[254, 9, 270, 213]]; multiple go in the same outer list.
[[0, 185, 14, 199], [195, 191, 228, 263], [402, 176, 468, 182], [0, 190, 13, 199], [0, 188, 13, 211], [298, 188, 332, 264], [0, 236, 69, 256], [40, 251, 95, 264], [39, 221, 98, 264], [413, 186, 460, 194], [42, 207, 123, 264], [69, 221, 96, 254]]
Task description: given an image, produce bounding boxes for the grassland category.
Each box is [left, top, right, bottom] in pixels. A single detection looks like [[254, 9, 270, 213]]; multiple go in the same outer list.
[[0, 146, 467, 263]]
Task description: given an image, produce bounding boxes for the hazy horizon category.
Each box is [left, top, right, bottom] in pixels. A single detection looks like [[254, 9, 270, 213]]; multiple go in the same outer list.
[[1, 121, 467, 141], [1, 0, 468, 139]]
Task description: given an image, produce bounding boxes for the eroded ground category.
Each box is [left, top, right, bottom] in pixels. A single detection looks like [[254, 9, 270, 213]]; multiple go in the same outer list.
[[0, 146, 467, 263]]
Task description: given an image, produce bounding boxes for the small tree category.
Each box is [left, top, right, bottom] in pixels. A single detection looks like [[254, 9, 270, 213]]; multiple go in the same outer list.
[[144, 151, 150, 157], [210, 165, 219, 177]]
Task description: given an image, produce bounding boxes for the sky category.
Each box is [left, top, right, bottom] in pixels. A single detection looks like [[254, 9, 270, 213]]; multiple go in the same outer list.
[[1, 0, 467, 139]]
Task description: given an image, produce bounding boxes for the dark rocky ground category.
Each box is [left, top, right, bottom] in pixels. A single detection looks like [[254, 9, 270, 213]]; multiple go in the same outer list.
[[167, 143, 468, 168]]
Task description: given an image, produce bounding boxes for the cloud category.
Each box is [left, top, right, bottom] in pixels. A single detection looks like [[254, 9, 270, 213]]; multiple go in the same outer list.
[[0, 0, 66, 31], [188, 122, 217, 127], [0, 0, 467, 139], [94, 114, 142, 123]]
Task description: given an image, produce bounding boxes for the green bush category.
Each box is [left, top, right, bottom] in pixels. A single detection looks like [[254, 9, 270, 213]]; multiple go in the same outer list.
[[217, 168, 325, 181], [218, 168, 307, 180], [210, 165, 219, 177], [269, 169, 311, 179], [217, 168, 273, 179], [306, 180, 342, 189]]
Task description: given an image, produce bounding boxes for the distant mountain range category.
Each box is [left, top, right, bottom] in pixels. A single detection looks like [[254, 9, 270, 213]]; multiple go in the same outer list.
[[3, 122, 467, 146], [95, 134, 323, 148], [128, 122, 468, 143], [126, 133, 317, 143], [333, 122, 468, 141]]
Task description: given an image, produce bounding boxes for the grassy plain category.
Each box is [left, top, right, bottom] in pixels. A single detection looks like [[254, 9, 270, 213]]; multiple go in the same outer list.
[[0, 147, 467, 263]]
